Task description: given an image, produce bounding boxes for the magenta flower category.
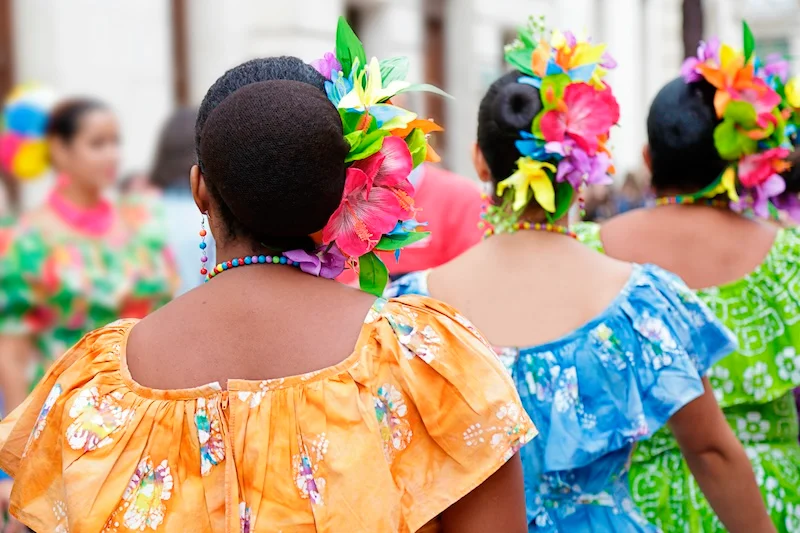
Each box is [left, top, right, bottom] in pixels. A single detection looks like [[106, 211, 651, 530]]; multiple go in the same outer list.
[[540, 83, 620, 154], [322, 137, 415, 257], [283, 246, 346, 278], [311, 52, 342, 80], [547, 139, 612, 188], [762, 53, 789, 84]]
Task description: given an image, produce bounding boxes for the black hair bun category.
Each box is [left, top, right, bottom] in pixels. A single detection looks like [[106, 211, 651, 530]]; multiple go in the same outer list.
[[493, 82, 542, 131], [199, 80, 349, 242]]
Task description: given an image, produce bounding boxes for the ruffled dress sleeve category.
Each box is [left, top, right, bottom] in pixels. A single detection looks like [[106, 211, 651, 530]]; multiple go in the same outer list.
[[0, 226, 49, 336], [525, 264, 736, 473], [370, 296, 536, 530]]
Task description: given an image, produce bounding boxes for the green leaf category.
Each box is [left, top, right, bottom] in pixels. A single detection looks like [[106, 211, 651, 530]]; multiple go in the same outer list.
[[505, 48, 535, 77], [344, 130, 364, 150], [336, 16, 367, 77], [380, 57, 409, 85], [405, 128, 427, 168], [340, 109, 365, 135], [376, 231, 430, 251], [345, 130, 389, 163], [358, 251, 389, 297], [540, 74, 571, 109], [723, 100, 757, 128], [743, 21, 755, 63], [395, 83, 453, 99], [714, 120, 757, 160], [547, 181, 574, 223]]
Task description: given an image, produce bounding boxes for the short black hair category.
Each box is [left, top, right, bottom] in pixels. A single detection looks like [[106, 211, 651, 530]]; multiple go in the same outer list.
[[196, 57, 349, 250], [477, 70, 543, 182], [46, 98, 108, 143], [647, 77, 728, 192]]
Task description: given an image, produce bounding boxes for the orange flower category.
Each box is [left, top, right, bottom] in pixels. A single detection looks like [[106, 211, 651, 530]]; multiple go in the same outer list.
[[392, 119, 444, 163]]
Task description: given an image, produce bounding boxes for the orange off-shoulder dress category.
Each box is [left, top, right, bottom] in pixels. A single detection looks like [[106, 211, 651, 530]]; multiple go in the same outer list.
[[0, 296, 536, 532]]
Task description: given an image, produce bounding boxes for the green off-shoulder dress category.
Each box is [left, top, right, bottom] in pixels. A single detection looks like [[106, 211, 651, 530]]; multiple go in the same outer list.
[[0, 199, 178, 386], [577, 222, 800, 532]]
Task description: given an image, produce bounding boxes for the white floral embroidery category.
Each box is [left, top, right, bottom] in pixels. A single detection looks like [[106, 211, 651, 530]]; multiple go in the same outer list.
[[708, 366, 734, 403], [742, 362, 774, 401], [119, 458, 173, 531], [237, 381, 270, 408], [293, 434, 329, 505], [374, 384, 412, 461], [736, 412, 770, 443], [776, 347, 800, 383], [66, 388, 133, 452], [553, 367, 578, 413], [463, 402, 535, 461], [786, 502, 800, 532], [23, 383, 61, 457]]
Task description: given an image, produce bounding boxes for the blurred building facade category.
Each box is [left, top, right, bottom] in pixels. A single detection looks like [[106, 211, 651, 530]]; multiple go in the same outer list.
[[4, 0, 800, 205]]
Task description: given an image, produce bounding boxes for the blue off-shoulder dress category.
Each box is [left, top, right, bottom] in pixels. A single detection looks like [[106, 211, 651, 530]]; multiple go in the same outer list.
[[386, 264, 737, 532]]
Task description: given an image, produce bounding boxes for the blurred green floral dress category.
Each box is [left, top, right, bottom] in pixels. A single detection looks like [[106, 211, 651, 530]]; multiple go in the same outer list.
[[577, 222, 800, 532], [0, 197, 178, 385]]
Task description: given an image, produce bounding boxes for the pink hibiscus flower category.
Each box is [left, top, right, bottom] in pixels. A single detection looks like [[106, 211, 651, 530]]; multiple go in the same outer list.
[[738, 147, 790, 188], [323, 137, 415, 257], [540, 83, 620, 155]]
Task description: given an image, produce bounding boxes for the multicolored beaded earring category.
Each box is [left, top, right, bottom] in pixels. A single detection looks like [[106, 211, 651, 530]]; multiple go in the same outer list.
[[199, 214, 209, 277]]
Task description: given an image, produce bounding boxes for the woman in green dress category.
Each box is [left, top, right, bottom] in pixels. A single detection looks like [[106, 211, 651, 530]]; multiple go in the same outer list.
[[576, 34, 800, 531], [0, 98, 178, 413]]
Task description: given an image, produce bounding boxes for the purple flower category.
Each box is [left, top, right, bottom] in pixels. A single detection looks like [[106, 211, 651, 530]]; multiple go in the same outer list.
[[600, 51, 617, 70], [682, 38, 720, 83], [311, 52, 342, 80], [773, 192, 800, 222], [563, 31, 578, 49], [762, 53, 789, 84], [283, 245, 346, 279], [681, 57, 702, 83], [751, 173, 786, 219], [546, 140, 613, 188]]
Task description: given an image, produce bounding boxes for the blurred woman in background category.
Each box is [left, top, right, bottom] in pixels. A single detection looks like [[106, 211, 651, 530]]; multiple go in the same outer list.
[[149, 107, 213, 295], [0, 97, 177, 412]]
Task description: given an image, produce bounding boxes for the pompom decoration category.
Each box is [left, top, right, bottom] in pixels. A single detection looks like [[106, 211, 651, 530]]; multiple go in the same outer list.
[[314, 17, 448, 296], [680, 21, 798, 221], [484, 17, 620, 234], [0, 84, 56, 180]]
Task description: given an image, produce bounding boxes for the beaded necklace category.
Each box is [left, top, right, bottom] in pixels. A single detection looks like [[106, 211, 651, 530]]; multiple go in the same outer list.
[[482, 221, 578, 240], [652, 196, 730, 208], [206, 254, 301, 281]]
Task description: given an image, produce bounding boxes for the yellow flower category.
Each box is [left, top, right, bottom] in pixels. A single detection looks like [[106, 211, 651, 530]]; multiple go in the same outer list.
[[710, 166, 740, 202], [496, 158, 557, 212], [786, 76, 800, 108], [338, 57, 410, 110]]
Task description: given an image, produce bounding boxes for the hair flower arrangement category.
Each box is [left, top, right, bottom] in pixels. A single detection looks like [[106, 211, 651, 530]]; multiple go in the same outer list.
[[314, 17, 448, 295], [485, 17, 619, 234], [681, 21, 796, 219]]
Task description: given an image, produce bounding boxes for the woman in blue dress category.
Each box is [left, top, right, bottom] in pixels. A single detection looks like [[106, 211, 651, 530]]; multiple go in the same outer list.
[[387, 23, 772, 532]]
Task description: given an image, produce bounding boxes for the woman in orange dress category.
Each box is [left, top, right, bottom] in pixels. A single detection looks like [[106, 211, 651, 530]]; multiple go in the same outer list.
[[0, 20, 535, 533]]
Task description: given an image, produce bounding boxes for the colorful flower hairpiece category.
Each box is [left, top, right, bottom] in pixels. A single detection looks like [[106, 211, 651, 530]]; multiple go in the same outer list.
[[314, 17, 447, 295], [484, 17, 619, 233], [681, 21, 796, 220], [0, 83, 56, 181]]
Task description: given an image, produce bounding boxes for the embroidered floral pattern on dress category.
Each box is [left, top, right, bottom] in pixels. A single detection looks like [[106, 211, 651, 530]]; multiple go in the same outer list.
[[237, 381, 270, 408], [195, 397, 225, 476], [66, 388, 133, 452], [239, 502, 253, 533], [635, 313, 678, 370], [23, 383, 61, 457], [386, 310, 441, 363], [743, 362, 775, 401], [293, 434, 329, 505], [374, 384, 412, 461], [120, 457, 173, 531], [463, 402, 536, 461], [776, 347, 800, 383]]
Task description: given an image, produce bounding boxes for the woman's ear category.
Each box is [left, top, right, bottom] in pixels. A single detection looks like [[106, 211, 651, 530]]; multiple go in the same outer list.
[[642, 144, 653, 173], [191, 165, 210, 214], [471, 143, 493, 183]]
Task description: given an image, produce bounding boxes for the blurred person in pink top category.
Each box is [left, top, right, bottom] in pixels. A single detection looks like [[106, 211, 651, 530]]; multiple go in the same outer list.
[[339, 162, 484, 284]]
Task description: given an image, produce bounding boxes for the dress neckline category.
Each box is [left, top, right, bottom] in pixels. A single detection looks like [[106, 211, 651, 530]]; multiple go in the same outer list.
[[117, 298, 387, 400]]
